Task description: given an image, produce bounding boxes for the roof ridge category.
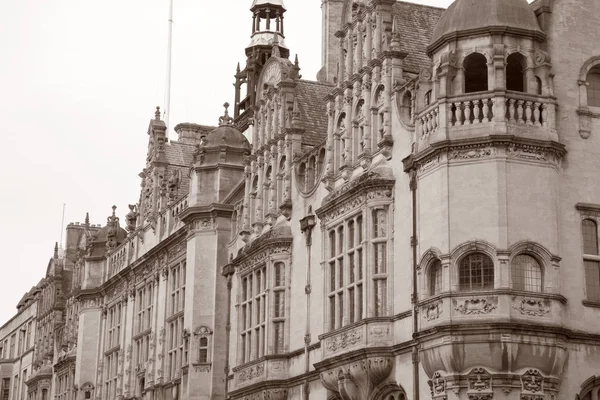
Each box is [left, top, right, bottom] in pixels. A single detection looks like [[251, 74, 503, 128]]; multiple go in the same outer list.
[[395, 0, 447, 11]]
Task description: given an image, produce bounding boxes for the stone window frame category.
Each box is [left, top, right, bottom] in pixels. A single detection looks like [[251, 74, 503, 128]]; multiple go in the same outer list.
[[579, 375, 600, 400], [577, 203, 600, 307], [192, 326, 212, 372], [236, 254, 290, 366], [326, 212, 365, 331], [450, 241, 499, 292], [577, 56, 600, 138], [166, 260, 186, 382], [323, 197, 393, 333]]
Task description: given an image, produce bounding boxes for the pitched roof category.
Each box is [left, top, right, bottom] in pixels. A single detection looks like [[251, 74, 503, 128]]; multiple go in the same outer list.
[[392, 1, 445, 73], [294, 80, 334, 147]]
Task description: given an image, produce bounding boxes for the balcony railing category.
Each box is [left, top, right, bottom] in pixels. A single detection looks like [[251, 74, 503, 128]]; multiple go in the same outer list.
[[416, 91, 557, 141]]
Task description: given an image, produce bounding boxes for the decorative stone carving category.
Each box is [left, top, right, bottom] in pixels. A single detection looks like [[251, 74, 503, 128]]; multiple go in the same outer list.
[[521, 369, 544, 394], [467, 368, 493, 400], [429, 372, 447, 399], [448, 146, 497, 160], [453, 297, 498, 315], [319, 357, 393, 400], [423, 301, 443, 321], [125, 204, 138, 233], [327, 328, 362, 352], [238, 362, 265, 383], [512, 298, 550, 317]]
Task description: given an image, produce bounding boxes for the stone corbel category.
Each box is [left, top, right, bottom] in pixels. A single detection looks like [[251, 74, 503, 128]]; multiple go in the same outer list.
[[319, 357, 393, 400]]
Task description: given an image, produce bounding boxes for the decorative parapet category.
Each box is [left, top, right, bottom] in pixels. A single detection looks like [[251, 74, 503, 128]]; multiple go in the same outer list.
[[319, 318, 393, 360], [232, 358, 289, 390], [418, 290, 565, 331]]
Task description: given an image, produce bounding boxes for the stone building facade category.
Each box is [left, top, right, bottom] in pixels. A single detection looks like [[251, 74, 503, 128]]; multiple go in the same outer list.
[[2, 0, 600, 399]]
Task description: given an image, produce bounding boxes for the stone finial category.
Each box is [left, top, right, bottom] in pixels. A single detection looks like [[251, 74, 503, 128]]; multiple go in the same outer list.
[[106, 205, 120, 250], [54, 242, 59, 259], [155, 106, 161, 120], [219, 102, 234, 126], [85, 212, 90, 227], [236, 62, 241, 73]]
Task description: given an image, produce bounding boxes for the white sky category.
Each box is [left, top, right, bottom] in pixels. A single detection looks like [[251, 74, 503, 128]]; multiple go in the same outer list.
[[0, 0, 453, 324]]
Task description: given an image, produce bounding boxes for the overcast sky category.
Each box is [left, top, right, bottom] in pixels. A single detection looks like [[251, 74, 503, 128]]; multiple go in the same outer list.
[[0, 0, 454, 324]]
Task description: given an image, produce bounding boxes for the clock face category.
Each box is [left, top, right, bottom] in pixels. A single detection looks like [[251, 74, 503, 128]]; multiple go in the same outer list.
[[263, 62, 282, 86]]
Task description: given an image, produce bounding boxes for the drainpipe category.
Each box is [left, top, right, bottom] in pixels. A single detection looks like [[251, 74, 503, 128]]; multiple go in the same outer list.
[[409, 168, 420, 400], [299, 210, 317, 400], [222, 266, 234, 400]]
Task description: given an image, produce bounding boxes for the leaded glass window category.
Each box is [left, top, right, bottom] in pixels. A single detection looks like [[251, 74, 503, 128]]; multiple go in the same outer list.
[[458, 253, 494, 291], [511, 254, 542, 292], [429, 260, 442, 295]]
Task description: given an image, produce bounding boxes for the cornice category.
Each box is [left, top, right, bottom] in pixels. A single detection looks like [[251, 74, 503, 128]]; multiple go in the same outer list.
[[179, 203, 234, 223]]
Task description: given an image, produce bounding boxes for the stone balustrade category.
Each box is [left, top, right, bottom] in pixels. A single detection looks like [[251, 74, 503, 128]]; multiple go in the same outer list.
[[416, 91, 557, 142], [318, 318, 393, 360]]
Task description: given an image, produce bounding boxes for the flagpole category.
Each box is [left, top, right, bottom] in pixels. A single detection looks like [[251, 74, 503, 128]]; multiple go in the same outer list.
[[164, 0, 174, 134]]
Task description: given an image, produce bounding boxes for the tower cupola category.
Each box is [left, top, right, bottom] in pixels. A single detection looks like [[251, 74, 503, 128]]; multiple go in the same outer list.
[[234, 0, 290, 124]]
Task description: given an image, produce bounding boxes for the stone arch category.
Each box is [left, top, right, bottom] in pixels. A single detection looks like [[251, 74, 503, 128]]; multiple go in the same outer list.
[[371, 383, 407, 400], [463, 52, 489, 93], [450, 240, 498, 291], [579, 55, 600, 109], [506, 52, 528, 92], [578, 375, 600, 400]]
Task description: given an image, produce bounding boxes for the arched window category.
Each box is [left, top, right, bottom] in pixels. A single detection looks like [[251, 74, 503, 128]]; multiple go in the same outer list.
[[307, 156, 316, 189], [459, 252, 494, 291], [429, 260, 442, 295], [588, 65, 600, 107], [578, 376, 600, 400], [318, 148, 326, 177], [464, 53, 488, 93], [400, 91, 413, 124], [583, 219, 600, 303], [583, 219, 598, 255], [506, 53, 526, 92], [297, 163, 306, 191], [535, 76, 543, 95], [511, 254, 542, 292]]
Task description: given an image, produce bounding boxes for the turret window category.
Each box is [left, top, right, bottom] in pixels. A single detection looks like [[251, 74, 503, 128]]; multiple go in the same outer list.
[[429, 260, 442, 295], [458, 253, 494, 291], [464, 53, 488, 93], [506, 53, 526, 92], [588, 65, 600, 107], [511, 254, 542, 292]]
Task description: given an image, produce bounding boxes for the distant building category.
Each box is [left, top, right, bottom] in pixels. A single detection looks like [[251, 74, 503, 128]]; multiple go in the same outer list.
[[3, 0, 600, 399]]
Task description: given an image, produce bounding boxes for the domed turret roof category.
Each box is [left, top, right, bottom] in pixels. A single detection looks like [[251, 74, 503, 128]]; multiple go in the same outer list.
[[205, 103, 250, 149], [428, 0, 544, 55]]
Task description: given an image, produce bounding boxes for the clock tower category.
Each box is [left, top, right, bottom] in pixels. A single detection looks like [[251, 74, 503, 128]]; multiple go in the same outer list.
[[233, 0, 290, 127]]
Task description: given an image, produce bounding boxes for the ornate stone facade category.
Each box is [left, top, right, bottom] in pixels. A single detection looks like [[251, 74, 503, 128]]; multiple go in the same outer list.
[[2, 1, 600, 400]]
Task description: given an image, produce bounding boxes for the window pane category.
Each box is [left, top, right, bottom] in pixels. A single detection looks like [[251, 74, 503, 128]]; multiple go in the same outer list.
[[373, 209, 387, 238], [374, 280, 387, 316], [511, 254, 542, 292], [329, 231, 336, 258], [583, 219, 598, 255], [430, 261, 442, 295], [459, 253, 494, 291], [349, 288, 355, 323], [329, 262, 336, 292], [585, 260, 600, 303], [374, 243, 387, 274], [273, 322, 284, 354], [357, 216, 363, 243], [588, 66, 600, 107], [348, 221, 355, 248], [329, 296, 336, 331]]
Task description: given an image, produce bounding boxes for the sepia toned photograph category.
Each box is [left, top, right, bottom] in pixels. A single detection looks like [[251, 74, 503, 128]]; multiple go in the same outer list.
[[1, 0, 599, 399]]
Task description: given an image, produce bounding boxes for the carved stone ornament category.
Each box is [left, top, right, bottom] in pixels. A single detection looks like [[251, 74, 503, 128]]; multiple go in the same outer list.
[[448, 146, 497, 161], [423, 301, 443, 321], [467, 368, 493, 400], [237, 362, 265, 383], [320, 357, 393, 400], [326, 328, 362, 352], [453, 297, 498, 315], [512, 298, 550, 317], [429, 372, 447, 399], [521, 369, 543, 394]]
